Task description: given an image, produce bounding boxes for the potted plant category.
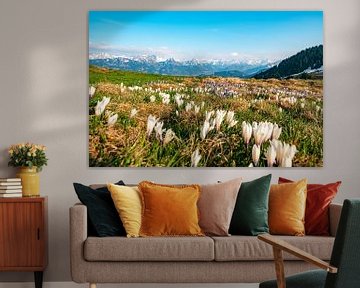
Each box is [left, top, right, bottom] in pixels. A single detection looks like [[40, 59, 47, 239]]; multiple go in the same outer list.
[[8, 143, 48, 197]]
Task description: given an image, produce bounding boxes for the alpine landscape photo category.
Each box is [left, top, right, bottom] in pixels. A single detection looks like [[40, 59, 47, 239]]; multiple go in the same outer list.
[[88, 11, 323, 167]]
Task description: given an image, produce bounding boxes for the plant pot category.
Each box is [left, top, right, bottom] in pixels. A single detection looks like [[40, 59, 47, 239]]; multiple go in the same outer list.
[[16, 167, 40, 197]]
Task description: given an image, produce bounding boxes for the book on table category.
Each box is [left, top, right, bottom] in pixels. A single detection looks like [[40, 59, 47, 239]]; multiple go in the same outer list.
[[0, 178, 21, 182], [0, 182, 22, 186], [0, 193, 22, 198], [0, 186, 22, 190], [0, 189, 22, 193]]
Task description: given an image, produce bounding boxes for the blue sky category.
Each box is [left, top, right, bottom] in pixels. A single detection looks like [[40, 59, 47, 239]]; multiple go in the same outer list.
[[89, 11, 323, 62]]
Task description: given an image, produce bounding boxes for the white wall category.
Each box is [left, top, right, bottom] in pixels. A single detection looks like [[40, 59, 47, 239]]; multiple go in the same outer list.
[[0, 0, 359, 283]]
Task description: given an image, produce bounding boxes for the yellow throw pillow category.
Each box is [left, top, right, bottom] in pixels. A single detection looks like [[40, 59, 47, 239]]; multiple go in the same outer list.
[[107, 183, 142, 238], [138, 181, 204, 237], [269, 179, 307, 236]]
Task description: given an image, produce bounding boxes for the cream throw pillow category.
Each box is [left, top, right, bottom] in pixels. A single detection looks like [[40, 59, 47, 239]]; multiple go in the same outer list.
[[107, 183, 142, 237], [198, 178, 242, 236]]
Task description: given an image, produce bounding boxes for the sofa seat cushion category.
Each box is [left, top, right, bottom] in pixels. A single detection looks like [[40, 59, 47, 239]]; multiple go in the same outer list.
[[212, 236, 334, 261], [84, 236, 214, 261]]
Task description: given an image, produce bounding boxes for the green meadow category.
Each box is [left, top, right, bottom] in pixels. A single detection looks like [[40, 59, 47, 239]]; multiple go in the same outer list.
[[89, 66, 323, 167]]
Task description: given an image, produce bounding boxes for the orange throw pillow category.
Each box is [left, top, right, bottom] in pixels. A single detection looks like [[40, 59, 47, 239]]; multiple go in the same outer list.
[[138, 181, 204, 237], [269, 179, 307, 236], [278, 177, 341, 235]]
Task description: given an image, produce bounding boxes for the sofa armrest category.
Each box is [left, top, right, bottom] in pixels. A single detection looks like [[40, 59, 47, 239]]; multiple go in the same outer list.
[[329, 203, 342, 237], [69, 203, 88, 283]]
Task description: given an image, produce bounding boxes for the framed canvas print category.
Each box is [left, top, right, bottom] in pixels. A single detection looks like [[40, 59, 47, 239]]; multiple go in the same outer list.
[[88, 11, 323, 167]]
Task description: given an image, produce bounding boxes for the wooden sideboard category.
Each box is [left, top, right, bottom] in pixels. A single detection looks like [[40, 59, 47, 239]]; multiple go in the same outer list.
[[0, 197, 48, 288]]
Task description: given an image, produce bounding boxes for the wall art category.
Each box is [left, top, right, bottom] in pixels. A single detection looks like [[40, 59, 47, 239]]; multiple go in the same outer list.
[[89, 11, 323, 167]]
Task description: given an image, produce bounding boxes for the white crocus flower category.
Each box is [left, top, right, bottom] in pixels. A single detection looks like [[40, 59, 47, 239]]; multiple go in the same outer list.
[[130, 108, 138, 118], [265, 144, 276, 167], [89, 86, 96, 98], [226, 111, 237, 127], [226, 111, 235, 123], [281, 157, 293, 167], [154, 121, 164, 141], [252, 121, 258, 136], [185, 103, 192, 112], [242, 121, 252, 145], [174, 94, 184, 107], [271, 140, 297, 167], [95, 97, 110, 116], [252, 144, 261, 167], [209, 118, 216, 131], [264, 122, 274, 142], [253, 122, 268, 146], [279, 107, 283, 113], [205, 110, 214, 122], [215, 110, 226, 131], [191, 149, 201, 167], [272, 124, 282, 140], [300, 103, 305, 109], [288, 144, 298, 160], [150, 95, 156, 102], [161, 93, 170, 105], [201, 120, 210, 140], [228, 119, 238, 128], [194, 105, 200, 114], [146, 115, 158, 137], [107, 113, 118, 126], [163, 129, 176, 145], [272, 140, 286, 165]]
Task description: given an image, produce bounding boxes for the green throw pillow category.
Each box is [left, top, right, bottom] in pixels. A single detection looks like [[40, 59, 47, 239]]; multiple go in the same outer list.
[[229, 174, 272, 236]]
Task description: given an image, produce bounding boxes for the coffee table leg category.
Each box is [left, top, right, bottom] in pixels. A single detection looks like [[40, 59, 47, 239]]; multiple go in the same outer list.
[[34, 271, 43, 288]]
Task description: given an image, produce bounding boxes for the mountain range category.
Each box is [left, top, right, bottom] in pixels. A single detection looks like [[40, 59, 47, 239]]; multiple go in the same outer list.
[[89, 45, 323, 79], [89, 55, 274, 78]]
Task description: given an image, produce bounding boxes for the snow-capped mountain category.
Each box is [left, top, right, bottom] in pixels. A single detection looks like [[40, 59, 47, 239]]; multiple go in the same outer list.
[[88, 54, 275, 77]]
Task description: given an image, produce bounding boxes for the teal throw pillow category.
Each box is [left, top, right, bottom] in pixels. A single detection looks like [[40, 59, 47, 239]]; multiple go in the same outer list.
[[229, 174, 272, 236]]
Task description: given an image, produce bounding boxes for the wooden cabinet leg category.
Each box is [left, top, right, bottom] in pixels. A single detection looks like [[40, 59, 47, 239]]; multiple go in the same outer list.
[[34, 271, 43, 288], [90, 284, 97, 288]]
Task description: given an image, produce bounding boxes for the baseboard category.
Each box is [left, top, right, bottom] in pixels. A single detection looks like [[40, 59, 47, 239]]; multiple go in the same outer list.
[[0, 282, 259, 288]]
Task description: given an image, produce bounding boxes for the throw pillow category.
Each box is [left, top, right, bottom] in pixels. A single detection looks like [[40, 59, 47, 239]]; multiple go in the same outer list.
[[229, 174, 272, 236], [107, 184, 142, 238], [198, 178, 242, 236], [279, 177, 341, 236], [73, 181, 126, 237], [138, 181, 203, 237], [269, 179, 307, 236]]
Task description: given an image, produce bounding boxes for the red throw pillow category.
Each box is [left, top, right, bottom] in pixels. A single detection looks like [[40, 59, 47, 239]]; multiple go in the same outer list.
[[278, 177, 341, 236]]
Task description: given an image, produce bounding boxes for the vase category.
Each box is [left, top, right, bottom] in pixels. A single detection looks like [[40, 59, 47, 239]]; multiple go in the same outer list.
[[16, 167, 40, 197]]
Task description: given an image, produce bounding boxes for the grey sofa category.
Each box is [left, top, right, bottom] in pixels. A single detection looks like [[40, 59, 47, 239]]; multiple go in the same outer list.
[[70, 203, 342, 288]]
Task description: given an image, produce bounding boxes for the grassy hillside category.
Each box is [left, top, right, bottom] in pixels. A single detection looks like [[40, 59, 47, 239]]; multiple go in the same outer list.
[[89, 66, 323, 167], [89, 65, 185, 86]]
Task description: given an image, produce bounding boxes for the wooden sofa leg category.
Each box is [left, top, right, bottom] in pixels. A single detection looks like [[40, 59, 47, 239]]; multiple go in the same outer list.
[[89, 283, 96, 288]]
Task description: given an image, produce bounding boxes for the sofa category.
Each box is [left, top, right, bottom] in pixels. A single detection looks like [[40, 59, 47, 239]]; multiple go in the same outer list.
[[70, 201, 342, 287]]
